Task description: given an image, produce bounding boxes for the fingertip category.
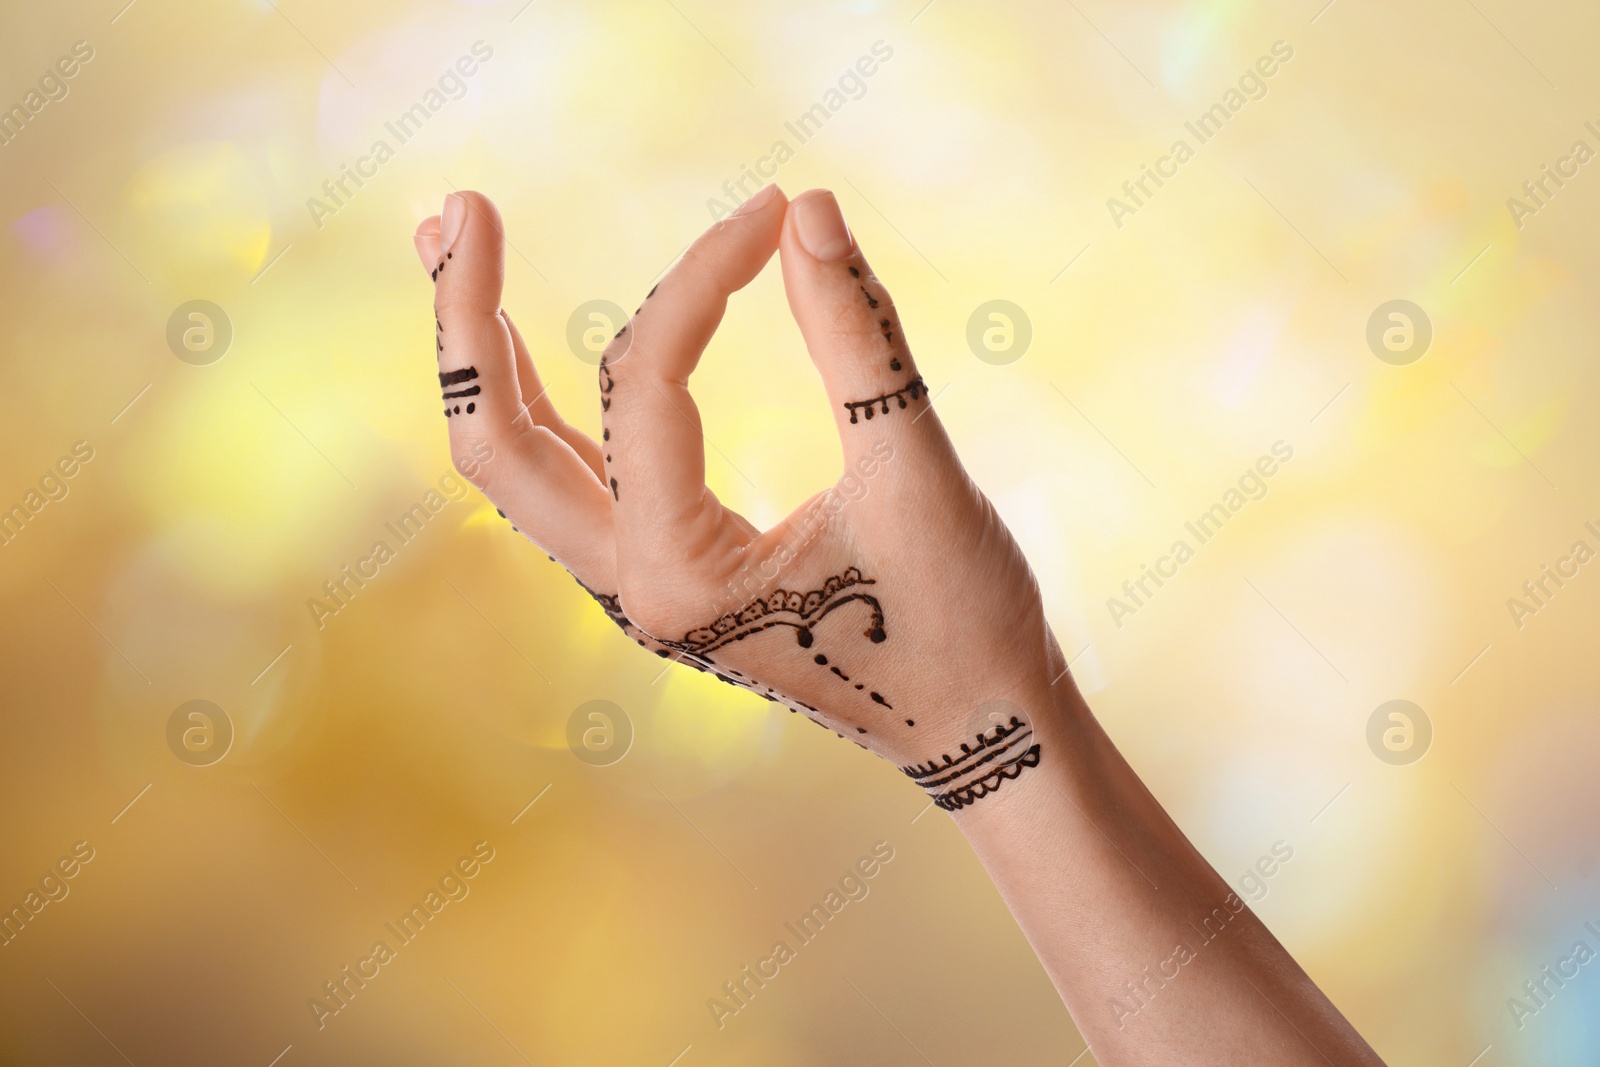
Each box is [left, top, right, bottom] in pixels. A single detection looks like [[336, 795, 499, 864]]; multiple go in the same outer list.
[[785, 189, 854, 262], [728, 183, 787, 219], [433, 191, 506, 310], [415, 238, 441, 274]]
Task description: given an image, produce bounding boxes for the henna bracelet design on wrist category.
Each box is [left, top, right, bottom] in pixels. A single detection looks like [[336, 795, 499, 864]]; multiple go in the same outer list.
[[901, 716, 1041, 811]]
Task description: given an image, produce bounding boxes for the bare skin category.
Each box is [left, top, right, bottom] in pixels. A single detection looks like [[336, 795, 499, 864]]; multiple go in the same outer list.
[[411, 186, 1386, 1065]]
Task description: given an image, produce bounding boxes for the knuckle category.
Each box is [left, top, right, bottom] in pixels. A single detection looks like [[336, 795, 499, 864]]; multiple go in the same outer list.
[[450, 435, 496, 488]]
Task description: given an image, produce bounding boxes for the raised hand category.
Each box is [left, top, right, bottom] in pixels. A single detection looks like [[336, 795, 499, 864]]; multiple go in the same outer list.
[[412, 187, 1058, 811], [410, 187, 1386, 1065]]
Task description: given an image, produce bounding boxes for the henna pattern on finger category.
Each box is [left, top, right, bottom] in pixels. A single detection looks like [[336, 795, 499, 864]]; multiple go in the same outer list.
[[843, 377, 927, 423], [599, 357, 614, 412], [901, 716, 1042, 811], [848, 266, 903, 372], [599, 356, 620, 496], [440, 366, 480, 417], [880, 318, 902, 371]]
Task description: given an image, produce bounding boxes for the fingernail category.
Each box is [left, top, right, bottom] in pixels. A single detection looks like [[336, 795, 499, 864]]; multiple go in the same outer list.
[[731, 183, 779, 217], [792, 190, 853, 261], [440, 193, 467, 254]]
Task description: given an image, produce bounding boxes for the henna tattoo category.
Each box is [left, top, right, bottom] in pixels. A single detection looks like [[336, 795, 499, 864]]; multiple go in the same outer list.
[[441, 367, 480, 416], [880, 317, 902, 371], [653, 567, 893, 722], [847, 266, 902, 372], [571, 578, 815, 712], [657, 567, 885, 655], [901, 717, 1041, 811], [599, 357, 619, 495], [566, 567, 895, 740], [843, 377, 926, 424], [599, 357, 614, 412]]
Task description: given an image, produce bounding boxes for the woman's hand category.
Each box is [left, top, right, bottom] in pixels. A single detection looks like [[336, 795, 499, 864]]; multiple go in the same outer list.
[[412, 186, 1057, 808], [411, 187, 1387, 1065]]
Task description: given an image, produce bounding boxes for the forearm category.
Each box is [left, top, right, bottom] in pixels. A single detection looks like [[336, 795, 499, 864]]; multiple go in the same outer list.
[[950, 639, 1384, 1065]]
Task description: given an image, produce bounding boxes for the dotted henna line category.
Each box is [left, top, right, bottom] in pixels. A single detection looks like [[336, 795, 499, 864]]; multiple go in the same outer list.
[[844, 377, 927, 424]]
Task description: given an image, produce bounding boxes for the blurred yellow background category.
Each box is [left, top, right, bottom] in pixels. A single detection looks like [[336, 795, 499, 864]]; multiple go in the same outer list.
[[1, 0, 1597, 1063]]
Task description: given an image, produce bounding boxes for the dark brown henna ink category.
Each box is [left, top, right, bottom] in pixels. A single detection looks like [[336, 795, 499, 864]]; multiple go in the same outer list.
[[441, 367, 479, 418], [656, 567, 894, 716], [598, 357, 614, 412], [901, 717, 1041, 811], [843, 377, 927, 424]]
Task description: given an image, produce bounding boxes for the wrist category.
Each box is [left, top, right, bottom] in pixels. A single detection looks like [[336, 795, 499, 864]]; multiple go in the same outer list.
[[894, 638, 1092, 818]]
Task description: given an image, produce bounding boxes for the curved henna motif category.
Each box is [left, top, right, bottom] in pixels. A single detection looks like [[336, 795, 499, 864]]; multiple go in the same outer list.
[[657, 567, 885, 656]]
